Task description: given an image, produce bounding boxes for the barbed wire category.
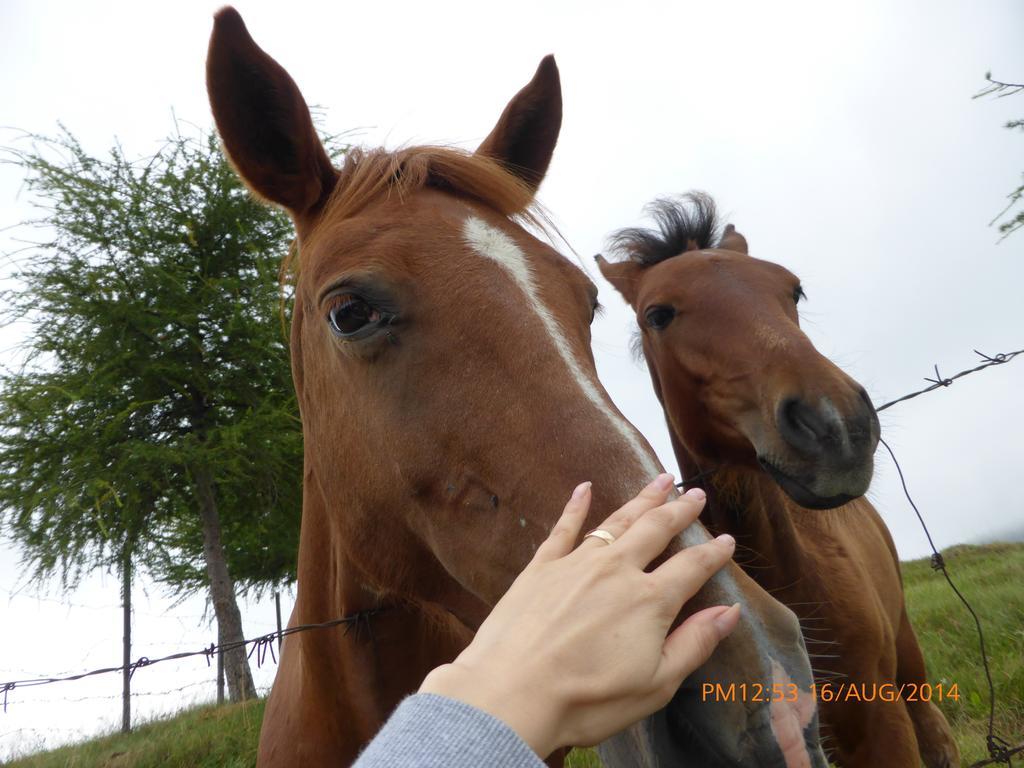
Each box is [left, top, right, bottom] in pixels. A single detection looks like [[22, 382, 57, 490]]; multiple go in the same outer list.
[[852, 344, 1023, 765], [875, 348, 1022, 412], [810, 344, 1024, 765], [1, 346, 1021, 761], [4, 682, 276, 711], [0, 610, 380, 713], [879, 438, 1022, 767], [679, 347, 1023, 491], [3, 680, 215, 706], [973, 745, 1024, 768]]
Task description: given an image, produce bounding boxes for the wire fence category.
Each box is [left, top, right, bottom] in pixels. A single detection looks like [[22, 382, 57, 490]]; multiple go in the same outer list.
[[3, 680, 217, 706], [0, 611, 380, 712], [872, 346, 1024, 767], [874, 348, 1023, 412], [0, 346, 1022, 765], [0, 682, 277, 712], [881, 438, 1023, 767]]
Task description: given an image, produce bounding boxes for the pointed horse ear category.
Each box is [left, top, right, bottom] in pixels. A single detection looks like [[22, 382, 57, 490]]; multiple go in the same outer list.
[[206, 7, 338, 219], [476, 55, 562, 192], [595, 254, 642, 307], [719, 224, 749, 254]]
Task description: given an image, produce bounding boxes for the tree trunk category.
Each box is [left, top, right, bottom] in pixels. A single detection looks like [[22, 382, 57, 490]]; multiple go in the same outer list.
[[121, 540, 132, 733], [194, 463, 256, 701]]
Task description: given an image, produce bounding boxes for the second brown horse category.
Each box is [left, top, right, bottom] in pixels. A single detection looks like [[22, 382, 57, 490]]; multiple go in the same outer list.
[[598, 194, 959, 767]]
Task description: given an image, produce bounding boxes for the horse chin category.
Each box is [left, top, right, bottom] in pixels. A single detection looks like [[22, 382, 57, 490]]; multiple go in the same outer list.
[[598, 688, 828, 768], [652, 697, 745, 767], [758, 458, 864, 510], [597, 705, 742, 768]]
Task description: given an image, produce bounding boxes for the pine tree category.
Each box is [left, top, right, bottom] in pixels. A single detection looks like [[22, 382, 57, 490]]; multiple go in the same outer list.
[[975, 73, 1024, 240], [0, 123, 333, 701]]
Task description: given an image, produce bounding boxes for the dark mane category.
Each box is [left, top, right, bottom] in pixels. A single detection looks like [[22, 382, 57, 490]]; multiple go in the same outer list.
[[608, 192, 720, 267]]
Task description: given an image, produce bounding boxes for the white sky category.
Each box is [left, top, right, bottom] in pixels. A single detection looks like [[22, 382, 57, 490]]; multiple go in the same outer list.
[[1, 0, 1022, 758]]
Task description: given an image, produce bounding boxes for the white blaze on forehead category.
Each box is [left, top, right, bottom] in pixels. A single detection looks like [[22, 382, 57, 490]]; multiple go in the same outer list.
[[462, 215, 709, 547]]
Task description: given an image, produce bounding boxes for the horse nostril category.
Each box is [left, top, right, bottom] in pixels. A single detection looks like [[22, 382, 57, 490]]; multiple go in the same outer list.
[[777, 397, 829, 455], [857, 385, 876, 414]]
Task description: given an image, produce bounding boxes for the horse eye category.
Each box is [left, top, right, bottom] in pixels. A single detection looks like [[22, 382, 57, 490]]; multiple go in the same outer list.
[[645, 305, 676, 331], [590, 300, 601, 324], [793, 285, 807, 304], [328, 295, 381, 336]]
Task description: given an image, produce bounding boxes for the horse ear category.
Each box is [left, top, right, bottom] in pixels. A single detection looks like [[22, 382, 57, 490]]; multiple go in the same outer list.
[[595, 255, 641, 307], [206, 7, 337, 218], [719, 224, 749, 254], [476, 55, 562, 191]]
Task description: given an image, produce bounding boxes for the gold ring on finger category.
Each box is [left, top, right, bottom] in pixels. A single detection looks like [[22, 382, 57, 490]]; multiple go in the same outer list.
[[583, 528, 616, 546]]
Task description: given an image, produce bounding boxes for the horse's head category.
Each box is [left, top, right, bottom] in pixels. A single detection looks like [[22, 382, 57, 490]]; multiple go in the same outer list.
[[598, 195, 880, 510], [208, 13, 825, 766]]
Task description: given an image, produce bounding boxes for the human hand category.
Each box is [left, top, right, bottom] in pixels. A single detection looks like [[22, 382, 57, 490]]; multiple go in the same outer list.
[[418, 473, 740, 758]]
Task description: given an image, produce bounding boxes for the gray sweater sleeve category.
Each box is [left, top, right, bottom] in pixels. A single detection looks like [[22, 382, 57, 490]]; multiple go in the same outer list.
[[352, 693, 547, 768]]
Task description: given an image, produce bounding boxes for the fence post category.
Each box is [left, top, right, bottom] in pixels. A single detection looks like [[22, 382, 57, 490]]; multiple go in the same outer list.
[[217, 648, 225, 705], [275, 591, 283, 653], [121, 541, 132, 734]]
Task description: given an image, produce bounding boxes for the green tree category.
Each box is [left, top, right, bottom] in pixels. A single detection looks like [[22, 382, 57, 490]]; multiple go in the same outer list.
[[0, 123, 324, 701], [975, 73, 1024, 239]]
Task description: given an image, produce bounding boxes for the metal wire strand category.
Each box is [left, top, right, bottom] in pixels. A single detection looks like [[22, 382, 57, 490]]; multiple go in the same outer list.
[[1, 344, 1022, 759], [875, 348, 1022, 412], [0, 609, 383, 712], [880, 438, 1017, 767]]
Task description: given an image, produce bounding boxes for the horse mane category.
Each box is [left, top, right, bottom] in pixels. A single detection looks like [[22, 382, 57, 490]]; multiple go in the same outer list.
[[613, 192, 721, 363], [608, 192, 721, 267], [283, 145, 547, 279]]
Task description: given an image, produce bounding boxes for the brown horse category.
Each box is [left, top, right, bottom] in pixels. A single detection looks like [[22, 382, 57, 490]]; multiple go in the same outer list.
[[597, 194, 960, 767], [207, 11, 829, 767]]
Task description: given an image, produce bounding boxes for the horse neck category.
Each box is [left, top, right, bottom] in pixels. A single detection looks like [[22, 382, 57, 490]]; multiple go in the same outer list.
[[668, 426, 808, 593]]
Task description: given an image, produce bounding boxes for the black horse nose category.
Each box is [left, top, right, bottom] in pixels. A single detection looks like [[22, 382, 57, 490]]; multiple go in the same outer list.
[[776, 397, 842, 457], [856, 384, 874, 412], [777, 393, 877, 460]]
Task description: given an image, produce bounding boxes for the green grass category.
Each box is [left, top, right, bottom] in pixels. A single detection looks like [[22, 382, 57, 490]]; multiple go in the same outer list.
[[8, 543, 1023, 767], [901, 543, 1024, 763], [7, 699, 265, 768]]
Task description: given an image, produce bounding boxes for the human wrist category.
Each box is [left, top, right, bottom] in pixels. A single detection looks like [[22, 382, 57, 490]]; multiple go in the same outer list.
[[419, 660, 562, 758]]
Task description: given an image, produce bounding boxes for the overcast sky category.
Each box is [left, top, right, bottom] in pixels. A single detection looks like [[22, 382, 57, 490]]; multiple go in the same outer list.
[[1, 0, 1022, 758]]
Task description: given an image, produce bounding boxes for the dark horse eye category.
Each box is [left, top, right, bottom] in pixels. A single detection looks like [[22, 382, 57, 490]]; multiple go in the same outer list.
[[793, 285, 807, 304], [645, 305, 676, 331], [328, 295, 381, 336]]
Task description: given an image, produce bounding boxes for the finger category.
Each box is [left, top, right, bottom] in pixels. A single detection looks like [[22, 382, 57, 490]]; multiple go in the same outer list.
[[576, 473, 675, 551], [534, 481, 592, 562], [657, 603, 741, 687], [611, 487, 707, 565], [651, 533, 736, 606]]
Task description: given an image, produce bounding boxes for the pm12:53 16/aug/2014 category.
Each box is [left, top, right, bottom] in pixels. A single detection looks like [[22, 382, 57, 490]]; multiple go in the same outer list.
[[701, 681, 961, 704]]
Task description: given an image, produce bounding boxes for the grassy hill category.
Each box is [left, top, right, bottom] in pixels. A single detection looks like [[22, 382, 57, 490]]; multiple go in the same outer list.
[[8, 543, 1023, 767], [900, 543, 1024, 762]]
